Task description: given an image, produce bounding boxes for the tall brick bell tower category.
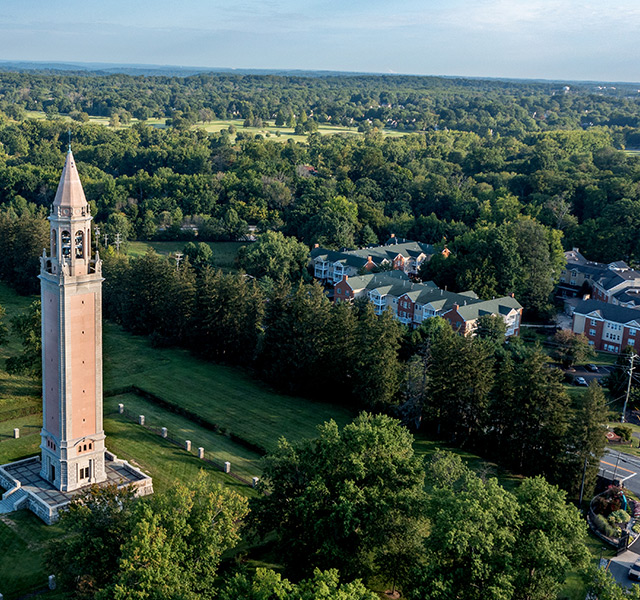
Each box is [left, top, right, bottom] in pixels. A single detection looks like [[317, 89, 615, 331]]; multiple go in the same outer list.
[[39, 148, 107, 491]]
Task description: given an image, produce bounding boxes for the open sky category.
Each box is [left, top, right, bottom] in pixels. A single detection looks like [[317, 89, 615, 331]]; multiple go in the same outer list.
[[1, 0, 638, 82]]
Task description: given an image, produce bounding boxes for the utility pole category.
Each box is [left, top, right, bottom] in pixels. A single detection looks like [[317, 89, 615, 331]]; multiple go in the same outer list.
[[103, 234, 109, 248], [621, 352, 637, 423], [114, 232, 122, 253], [174, 252, 183, 270]]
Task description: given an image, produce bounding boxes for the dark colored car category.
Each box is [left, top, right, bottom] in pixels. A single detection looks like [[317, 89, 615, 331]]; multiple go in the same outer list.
[[586, 364, 599, 372], [629, 559, 640, 581]]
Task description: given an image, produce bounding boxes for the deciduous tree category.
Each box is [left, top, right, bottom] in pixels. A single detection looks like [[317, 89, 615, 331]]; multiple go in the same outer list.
[[249, 413, 427, 581]]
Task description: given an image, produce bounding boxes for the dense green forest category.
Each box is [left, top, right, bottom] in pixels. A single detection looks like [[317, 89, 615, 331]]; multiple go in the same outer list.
[[0, 69, 632, 486], [2, 69, 639, 599], [0, 110, 639, 314]]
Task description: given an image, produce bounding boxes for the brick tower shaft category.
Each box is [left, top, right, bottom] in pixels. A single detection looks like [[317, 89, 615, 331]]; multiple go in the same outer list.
[[39, 149, 106, 491]]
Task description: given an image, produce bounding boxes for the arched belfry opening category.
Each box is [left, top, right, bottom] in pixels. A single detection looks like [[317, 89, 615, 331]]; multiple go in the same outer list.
[[61, 230, 71, 259], [75, 230, 84, 259]]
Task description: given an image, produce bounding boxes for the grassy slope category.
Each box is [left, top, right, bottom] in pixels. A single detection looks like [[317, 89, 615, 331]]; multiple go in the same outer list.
[[102, 322, 354, 454], [0, 511, 66, 599], [103, 412, 258, 496], [105, 392, 262, 480]]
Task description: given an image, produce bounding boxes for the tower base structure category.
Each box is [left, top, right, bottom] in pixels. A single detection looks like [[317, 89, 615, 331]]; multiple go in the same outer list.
[[0, 451, 152, 524]]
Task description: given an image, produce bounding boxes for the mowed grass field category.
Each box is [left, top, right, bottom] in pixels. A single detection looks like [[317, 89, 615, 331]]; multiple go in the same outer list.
[[0, 510, 68, 600], [125, 240, 245, 272], [0, 279, 354, 462], [105, 392, 262, 481], [20, 111, 404, 144], [102, 321, 354, 453], [103, 411, 258, 496]]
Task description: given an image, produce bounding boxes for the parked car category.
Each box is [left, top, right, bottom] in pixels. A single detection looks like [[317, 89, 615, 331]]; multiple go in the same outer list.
[[574, 376, 588, 386], [586, 364, 599, 372], [629, 559, 640, 581]]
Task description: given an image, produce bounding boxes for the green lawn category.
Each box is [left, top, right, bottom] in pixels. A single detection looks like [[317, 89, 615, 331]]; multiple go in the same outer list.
[[19, 112, 405, 143], [102, 322, 354, 454], [105, 392, 262, 480], [0, 285, 41, 421], [0, 413, 41, 463], [0, 510, 67, 600], [103, 412, 258, 496], [125, 240, 245, 272]]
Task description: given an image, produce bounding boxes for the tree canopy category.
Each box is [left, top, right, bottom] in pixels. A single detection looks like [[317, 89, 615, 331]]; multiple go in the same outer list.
[[249, 412, 427, 580]]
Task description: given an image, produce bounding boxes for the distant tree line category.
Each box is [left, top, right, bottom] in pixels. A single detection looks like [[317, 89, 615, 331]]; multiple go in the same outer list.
[[2, 70, 640, 138], [1, 116, 640, 312]]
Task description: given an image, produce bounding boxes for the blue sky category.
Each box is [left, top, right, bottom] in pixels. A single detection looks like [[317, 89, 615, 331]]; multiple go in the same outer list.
[[1, 0, 638, 81]]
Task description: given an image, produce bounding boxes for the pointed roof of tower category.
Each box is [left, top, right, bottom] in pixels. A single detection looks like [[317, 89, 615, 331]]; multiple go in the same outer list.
[[53, 149, 88, 209]]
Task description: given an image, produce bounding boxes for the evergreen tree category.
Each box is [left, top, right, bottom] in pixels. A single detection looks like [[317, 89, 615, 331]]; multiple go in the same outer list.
[[259, 282, 332, 396], [426, 326, 495, 443], [562, 381, 608, 500], [489, 346, 570, 480]]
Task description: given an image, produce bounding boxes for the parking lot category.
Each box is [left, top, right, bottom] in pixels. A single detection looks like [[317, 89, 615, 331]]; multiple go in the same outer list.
[[608, 550, 639, 589]]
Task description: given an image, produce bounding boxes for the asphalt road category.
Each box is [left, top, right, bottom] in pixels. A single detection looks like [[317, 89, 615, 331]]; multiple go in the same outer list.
[[608, 550, 638, 588], [598, 450, 640, 587], [600, 449, 640, 496]]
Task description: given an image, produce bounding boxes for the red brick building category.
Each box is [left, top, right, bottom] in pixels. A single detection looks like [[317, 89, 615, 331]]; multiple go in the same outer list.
[[572, 299, 640, 353]]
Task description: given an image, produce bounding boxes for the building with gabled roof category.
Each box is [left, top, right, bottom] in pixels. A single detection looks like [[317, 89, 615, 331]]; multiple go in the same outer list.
[[558, 248, 640, 310], [441, 295, 523, 337], [311, 237, 444, 285], [334, 271, 522, 337], [572, 299, 640, 353]]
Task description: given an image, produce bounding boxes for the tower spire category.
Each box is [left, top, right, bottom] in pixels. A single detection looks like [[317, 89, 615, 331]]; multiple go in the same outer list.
[[53, 150, 88, 209]]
